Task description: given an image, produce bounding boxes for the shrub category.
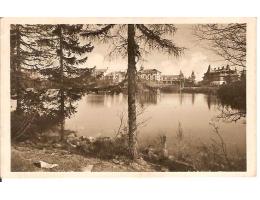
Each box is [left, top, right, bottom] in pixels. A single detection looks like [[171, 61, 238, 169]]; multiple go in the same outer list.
[[217, 80, 246, 110]]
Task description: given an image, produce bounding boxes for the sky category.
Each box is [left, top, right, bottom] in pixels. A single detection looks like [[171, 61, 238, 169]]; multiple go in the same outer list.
[[84, 24, 233, 81]]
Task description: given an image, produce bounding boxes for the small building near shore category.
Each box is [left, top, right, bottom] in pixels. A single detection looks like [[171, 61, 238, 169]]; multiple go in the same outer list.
[[161, 71, 185, 87], [105, 71, 126, 84], [202, 65, 239, 86], [161, 70, 184, 86], [138, 67, 162, 82]]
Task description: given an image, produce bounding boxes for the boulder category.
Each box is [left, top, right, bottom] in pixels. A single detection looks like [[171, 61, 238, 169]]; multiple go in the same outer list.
[[53, 143, 63, 148], [33, 161, 58, 169], [86, 136, 96, 143], [67, 133, 77, 139], [79, 136, 88, 141], [81, 165, 94, 172], [112, 159, 120, 164]]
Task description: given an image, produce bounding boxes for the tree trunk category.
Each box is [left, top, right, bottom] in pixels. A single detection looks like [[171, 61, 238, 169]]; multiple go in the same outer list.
[[15, 25, 22, 113], [59, 25, 65, 141], [127, 24, 138, 160]]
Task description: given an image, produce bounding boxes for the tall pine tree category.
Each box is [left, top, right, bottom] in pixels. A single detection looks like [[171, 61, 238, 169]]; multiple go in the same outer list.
[[81, 24, 184, 160], [10, 24, 52, 112], [39, 24, 94, 140]]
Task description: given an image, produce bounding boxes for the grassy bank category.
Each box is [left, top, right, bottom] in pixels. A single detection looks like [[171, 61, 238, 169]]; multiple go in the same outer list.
[[11, 126, 246, 172], [11, 143, 159, 172]]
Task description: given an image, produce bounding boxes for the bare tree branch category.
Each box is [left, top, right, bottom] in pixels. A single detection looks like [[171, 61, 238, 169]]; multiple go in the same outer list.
[[193, 24, 246, 68]]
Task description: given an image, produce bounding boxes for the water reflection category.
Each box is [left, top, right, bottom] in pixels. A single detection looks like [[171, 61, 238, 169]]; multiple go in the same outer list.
[[138, 91, 161, 106], [191, 93, 195, 105], [137, 92, 199, 107], [11, 89, 246, 154], [85, 93, 127, 107], [86, 94, 106, 106], [65, 92, 245, 151], [205, 94, 219, 110]]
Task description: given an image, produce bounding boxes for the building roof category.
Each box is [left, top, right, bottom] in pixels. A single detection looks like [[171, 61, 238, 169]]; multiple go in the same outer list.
[[161, 75, 180, 80], [205, 64, 237, 74], [106, 71, 126, 77], [139, 69, 161, 74]]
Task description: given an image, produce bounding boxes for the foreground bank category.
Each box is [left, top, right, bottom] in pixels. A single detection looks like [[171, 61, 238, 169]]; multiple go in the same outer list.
[[11, 129, 246, 172]]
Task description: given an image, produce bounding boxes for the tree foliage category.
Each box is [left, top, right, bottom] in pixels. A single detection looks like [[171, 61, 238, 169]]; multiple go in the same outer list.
[[10, 24, 54, 111], [193, 24, 246, 68], [39, 25, 94, 85], [81, 24, 184, 159]]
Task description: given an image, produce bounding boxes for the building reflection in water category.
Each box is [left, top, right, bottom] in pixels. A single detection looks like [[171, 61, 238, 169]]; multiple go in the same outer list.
[[191, 93, 195, 105], [85, 93, 127, 108], [205, 94, 219, 110], [179, 92, 183, 105], [86, 94, 106, 106], [137, 91, 161, 107]]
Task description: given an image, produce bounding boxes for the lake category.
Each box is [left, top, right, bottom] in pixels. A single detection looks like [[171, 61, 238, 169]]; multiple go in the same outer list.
[[65, 92, 246, 154]]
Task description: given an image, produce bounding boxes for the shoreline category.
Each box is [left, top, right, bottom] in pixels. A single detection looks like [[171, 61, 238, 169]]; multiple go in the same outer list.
[[11, 130, 246, 172]]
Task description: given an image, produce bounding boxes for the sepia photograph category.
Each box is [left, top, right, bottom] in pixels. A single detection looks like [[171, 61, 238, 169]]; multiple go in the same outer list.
[[0, 18, 256, 175]]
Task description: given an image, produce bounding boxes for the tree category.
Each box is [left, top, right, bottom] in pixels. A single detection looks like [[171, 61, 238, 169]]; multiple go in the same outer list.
[[193, 24, 247, 122], [81, 24, 184, 160], [10, 25, 52, 112], [193, 24, 246, 68], [11, 24, 94, 140], [39, 24, 94, 140]]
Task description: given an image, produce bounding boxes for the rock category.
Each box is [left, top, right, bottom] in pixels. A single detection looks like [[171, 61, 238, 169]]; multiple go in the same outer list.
[[86, 136, 96, 143], [79, 136, 87, 141], [148, 151, 159, 161], [33, 161, 58, 169], [67, 136, 80, 145], [168, 155, 176, 161], [160, 167, 169, 172], [68, 143, 77, 148], [67, 133, 77, 138], [25, 140, 32, 145], [53, 143, 63, 148], [112, 159, 120, 164], [130, 162, 142, 171], [81, 165, 94, 172], [78, 140, 87, 147], [136, 157, 147, 166]]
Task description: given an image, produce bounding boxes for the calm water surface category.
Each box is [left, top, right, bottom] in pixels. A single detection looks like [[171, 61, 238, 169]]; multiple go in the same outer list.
[[65, 92, 246, 153]]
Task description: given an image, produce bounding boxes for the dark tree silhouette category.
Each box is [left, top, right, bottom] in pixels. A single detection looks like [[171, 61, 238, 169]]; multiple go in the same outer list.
[[193, 24, 246, 68], [11, 24, 94, 140], [10, 25, 53, 112], [81, 24, 184, 160], [39, 24, 94, 140]]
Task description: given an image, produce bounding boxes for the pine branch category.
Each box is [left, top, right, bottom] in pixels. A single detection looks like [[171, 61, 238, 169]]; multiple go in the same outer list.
[[136, 24, 184, 57], [81, 24, 115, 37]]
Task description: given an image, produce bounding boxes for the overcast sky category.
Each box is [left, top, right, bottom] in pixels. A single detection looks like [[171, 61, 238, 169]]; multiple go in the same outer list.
[[85, 24, 233, 81]]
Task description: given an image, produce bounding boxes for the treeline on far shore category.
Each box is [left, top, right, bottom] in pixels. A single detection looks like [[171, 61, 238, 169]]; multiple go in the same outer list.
[[186, 80, 246, 111], [217, 80, 246, 110], [179, 80, 246, 111]]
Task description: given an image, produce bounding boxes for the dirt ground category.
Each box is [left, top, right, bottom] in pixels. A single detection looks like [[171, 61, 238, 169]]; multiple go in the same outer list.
[[11, 144, 159, 172]]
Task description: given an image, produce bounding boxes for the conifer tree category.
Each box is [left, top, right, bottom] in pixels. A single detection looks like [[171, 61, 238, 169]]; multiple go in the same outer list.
[[81, 24, 184, 159], [39, 24, 94, 140], [10, 24, 52, 112]]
